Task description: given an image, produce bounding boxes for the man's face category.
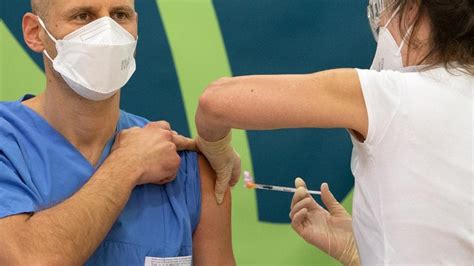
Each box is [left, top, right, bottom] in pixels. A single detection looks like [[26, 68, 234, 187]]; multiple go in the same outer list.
[[39, 0, 137, 58]]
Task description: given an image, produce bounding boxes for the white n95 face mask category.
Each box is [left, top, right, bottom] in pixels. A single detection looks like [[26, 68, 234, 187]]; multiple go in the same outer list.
[[370, 6, 412, 71], [38, 16, 138, 101]]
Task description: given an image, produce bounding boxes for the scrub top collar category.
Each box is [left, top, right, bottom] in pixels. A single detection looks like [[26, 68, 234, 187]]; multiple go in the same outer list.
[[18, 94, 121, 170]]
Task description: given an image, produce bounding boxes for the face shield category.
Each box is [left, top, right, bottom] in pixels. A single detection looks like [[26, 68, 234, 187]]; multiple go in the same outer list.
[[367, 0, 395, 41]]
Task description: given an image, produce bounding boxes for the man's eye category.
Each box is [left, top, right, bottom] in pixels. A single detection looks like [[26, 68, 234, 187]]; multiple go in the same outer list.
[[113, 12, 129, 21], [74, 13, 90, 21]]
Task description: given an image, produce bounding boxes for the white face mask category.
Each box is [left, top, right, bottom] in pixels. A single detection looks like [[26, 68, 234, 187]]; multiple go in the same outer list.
[[38, 16, 138, 101], [370, 7, 412, 71]]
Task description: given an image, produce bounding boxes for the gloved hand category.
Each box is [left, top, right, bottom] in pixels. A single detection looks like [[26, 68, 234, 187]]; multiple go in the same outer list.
[[196, 131, 241, 204], [290, 178, 360, 266]]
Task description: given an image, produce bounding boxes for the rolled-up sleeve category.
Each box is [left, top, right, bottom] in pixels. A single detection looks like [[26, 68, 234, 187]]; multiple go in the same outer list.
[[0, 153, 39, 218], [180, 151, 201, 233]]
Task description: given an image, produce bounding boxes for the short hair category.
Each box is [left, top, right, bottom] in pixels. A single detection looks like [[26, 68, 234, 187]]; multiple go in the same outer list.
[[31, 0, 51, 19]]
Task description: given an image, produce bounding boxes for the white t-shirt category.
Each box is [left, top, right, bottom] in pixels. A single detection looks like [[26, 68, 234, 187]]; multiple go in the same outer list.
[[352, 66, 473, 265]]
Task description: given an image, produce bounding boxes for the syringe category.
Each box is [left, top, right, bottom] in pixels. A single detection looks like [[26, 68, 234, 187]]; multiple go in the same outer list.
[[243, 171, 321, 195]]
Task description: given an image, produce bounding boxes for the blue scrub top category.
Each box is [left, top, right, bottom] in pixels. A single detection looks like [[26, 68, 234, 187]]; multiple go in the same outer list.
[[0, 96, 201, 265]]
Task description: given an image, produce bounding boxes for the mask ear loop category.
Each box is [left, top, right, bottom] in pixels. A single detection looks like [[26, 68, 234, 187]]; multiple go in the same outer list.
[[37, 17, 57, 62], [383, 5, 401, 29], [397, 25, 414, 54], [382, 5, 413, 55]]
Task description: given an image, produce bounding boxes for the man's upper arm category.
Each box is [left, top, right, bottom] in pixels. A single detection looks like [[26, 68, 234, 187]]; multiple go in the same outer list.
[[0, 155, 37, 263], [0, 154, 39, 219], [192, 154, 235, 266]]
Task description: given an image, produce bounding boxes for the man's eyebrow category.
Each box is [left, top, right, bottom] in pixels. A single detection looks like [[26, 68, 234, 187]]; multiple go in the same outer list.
[[64, 6, 98, 17], [110, 5, 135, 14]]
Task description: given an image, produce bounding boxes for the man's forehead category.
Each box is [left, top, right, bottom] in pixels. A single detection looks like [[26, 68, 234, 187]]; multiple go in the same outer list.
[[48, 0, 135, 13]]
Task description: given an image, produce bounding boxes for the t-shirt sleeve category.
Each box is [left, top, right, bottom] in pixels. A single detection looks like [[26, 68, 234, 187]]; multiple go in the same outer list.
[[179, 151, 202, 232], [0, 152, 40, 218], [356, 69, 403, 147]]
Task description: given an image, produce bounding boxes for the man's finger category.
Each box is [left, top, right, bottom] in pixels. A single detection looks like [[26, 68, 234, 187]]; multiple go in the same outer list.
[[146, 121, 171, 130], [156, 175, 177, 185], [173, 135, 197, 151], [155, 121, 171, 130]]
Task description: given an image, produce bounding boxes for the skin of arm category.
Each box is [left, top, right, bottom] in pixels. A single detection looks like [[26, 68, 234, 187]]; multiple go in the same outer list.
[[196, 69, 368, 142], [192, 154, 235, 266], [0, 150, 140, 265]]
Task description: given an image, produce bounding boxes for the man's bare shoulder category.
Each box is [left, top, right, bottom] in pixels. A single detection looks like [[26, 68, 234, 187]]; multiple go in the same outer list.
[[196, 153, 231, 205], [192, 154, 235, 265]]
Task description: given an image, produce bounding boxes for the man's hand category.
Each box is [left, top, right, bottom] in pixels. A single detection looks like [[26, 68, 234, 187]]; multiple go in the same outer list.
[[111, 121, 196, 185], [290, 178, 360, 266], [196, 132, 241, 204]]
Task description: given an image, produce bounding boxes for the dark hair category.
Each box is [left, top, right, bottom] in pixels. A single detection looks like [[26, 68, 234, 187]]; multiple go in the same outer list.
[[394, 0, 473, 74]]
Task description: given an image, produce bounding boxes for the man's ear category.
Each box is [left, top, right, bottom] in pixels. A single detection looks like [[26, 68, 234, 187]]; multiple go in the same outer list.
[[22, 13, 45, 53]]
